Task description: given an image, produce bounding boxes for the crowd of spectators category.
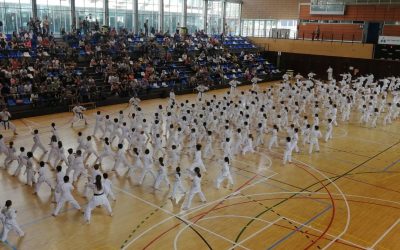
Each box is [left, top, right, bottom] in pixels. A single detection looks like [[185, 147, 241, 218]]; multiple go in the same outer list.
[[0, 19, 278, 109]]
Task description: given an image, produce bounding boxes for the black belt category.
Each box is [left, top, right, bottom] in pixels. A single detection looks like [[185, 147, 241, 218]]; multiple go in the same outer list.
[[77, 113, 83, 119], [94, 192, 104, 196]]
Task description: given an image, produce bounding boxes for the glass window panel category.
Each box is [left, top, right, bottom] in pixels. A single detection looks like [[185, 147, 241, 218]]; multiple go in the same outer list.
[[75, 0, 104, 29], [138, 0, 159, 33], [207, 0, 221, 35], [163, 0, 183, 34], [187, 0, 203, 34], [37, 0, 71, 34], [109, 0, 133, 30], [0, 0, 33, 33], [225, 2, 240, 35]]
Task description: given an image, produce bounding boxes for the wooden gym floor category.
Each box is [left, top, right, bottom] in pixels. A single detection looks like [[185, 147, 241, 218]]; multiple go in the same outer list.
[[0, 82, 399, 250]]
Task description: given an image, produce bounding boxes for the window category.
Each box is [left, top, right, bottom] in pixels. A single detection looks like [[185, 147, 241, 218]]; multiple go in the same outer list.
[[225, 2, 240, 35], [138, 0, 159, 32], [37, 0, 71, 34], [254, 20, 265, 37], [109, 0, 133, 30], [241, 20, 253, 37], [163, 0, 183, 33], [207, 0, 222, 35], [0, 0, 32, 33], [187, 0, 203, 34], [75, 0, 104, 28]]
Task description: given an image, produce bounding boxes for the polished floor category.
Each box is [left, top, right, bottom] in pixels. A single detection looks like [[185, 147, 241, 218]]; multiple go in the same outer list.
[[0, 82, 399, 250]]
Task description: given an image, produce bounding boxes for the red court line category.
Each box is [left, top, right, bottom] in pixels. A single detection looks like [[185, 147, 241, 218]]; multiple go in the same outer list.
[[142, 174, 258, 249], [294, 163, 336, 250]]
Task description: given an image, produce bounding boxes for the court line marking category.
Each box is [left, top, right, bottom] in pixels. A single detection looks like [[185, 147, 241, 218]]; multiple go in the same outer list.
[[267, 205, 332, 250], [383, 158, 400, 172], [285, 217, 368, 250], [229, 217, 282, 250], [368, 218, 400, 249], [118, 173, 278, 249], [116, 186, 251, 250], [267, 149, 351, 250]]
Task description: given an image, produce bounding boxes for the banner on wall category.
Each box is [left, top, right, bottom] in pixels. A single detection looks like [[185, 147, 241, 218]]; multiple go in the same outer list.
[[378, 36, 400, 45]]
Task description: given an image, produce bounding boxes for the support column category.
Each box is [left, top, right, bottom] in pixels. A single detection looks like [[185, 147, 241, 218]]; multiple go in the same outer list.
[[104, 0, 109, 26], [32, 0, 37, 19], [159, 0, 164, 32], [221, 0, 226, 34], [183, 0, 187, 28], [133, 0, 139, 34], [71, 0, 76, 30], [204, 0, 208, 33]]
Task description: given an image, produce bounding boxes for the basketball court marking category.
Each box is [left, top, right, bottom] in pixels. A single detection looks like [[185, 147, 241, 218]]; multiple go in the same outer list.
[[368, 218, 400, 249], [117, 172, 278, 249]]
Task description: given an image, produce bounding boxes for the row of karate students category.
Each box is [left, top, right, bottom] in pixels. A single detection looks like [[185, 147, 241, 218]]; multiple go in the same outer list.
[[2, 75, 399, 242]]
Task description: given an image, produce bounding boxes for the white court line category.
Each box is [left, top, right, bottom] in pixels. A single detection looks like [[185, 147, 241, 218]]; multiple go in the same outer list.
[[173, 215, 280, 250], [117, 172, 278, 249], [284, 217, 368, 250], [116, 186, 251, 250], [368, 218, 400, 249], [229, 217, 282, 250], [267, 148, 351, 250]]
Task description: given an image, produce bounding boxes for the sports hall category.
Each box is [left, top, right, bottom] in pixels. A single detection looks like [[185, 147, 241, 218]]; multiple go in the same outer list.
[[0, 0, 399, 249]]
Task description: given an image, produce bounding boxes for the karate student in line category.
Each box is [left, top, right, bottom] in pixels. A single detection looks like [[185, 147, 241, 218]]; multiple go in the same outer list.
[[4, 141, 17, 170], [169, 167, 186, 200], [13, 147, 28, 177], [302, 124, 311, 146], [153, 157, 170, 190], [0, 200, 24, 242], [283, 137, 293, 165], [98, 138, 115, 166], [113, 144, 130, 172], [84, 175, 113, 224], [66, 148, 75, 176], [216, 157, 234, 189], [203, 131, 214, 159], [126, 148, 142, 179], [46, 135, 59, 167], [25, 152, 36, 187], [50, 123, 60, 142], [182, 167, 207, 210], [166, 145, 180, 168], [241, 134, 255, 155], [93, 111, 105, 137], [71, 104, 88, 127], [31, 129, 47, 154], [103, 173, 116, 201], [84, 136, 99, 161], [138, 149, 157, 185], [309, 125, 322, 154], [325, 119, 333, 142], [370, 108, 380, 128], [52, 176, 81, 217], [34, 161, 54, 195], [72, 150, 87, 183], [76, 132, 86, 152], [0, 134, 8, 156], [54, 141, 68, 167], [190, 144, 207, 173], [291, 128, 300, 153], [54, 165, 64, 203], [268, 125, 279, 150]]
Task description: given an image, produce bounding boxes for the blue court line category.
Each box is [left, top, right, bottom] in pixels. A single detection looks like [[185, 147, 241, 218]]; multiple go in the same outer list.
[[266, 204, 332, 250], [383, 158, 400, 172]]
